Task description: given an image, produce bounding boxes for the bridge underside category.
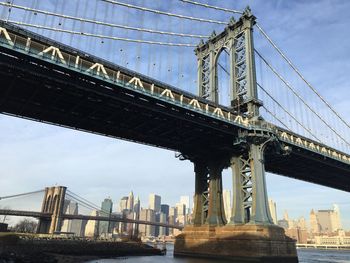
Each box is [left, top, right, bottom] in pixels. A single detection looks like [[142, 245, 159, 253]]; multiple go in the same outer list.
[[0, 47, 237, 156], [0, 46, 349, 192]]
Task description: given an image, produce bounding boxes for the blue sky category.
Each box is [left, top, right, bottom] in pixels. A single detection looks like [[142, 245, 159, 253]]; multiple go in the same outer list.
[[0, 0, 350, 229]]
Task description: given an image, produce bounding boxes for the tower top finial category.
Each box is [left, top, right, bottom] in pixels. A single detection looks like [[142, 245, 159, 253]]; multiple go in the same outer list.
[[209, 30, 217, 40], [228, 16, 236, 26], [243, 6, 252, 17]]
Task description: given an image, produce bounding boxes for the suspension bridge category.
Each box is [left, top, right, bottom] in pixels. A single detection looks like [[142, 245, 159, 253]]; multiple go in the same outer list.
[[0, 1, 349, 262], [0, 186, 182, 232]]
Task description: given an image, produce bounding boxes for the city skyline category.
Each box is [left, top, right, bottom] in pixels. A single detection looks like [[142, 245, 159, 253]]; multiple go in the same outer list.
[[0, 0, 350, 230]]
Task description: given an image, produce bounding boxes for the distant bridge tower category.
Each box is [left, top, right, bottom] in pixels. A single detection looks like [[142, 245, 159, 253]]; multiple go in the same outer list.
[[175, 7, 297, 262], [37, 186, 67, 234]]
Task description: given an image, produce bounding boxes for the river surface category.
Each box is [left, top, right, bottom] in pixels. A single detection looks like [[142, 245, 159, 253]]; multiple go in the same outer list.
[[87, 244, 350, 263]]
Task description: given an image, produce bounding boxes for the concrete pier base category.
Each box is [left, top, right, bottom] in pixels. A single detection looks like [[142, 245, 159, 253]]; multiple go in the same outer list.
[[174, 224, 298, 262]]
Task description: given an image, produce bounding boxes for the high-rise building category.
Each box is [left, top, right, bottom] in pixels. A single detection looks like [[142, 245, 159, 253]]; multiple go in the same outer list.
[[332, 204, 342, 230], [310, 205, 342, 234], [317, 206, 342, 233], [180, 196, 190, 214], [176, 203, 186, 217], [149, 194, 161, 213], [85, 210, 99, 237], [310, 209, 319, 233], [61, 200, 81, 235], [161, 204, 170, 236], [297, 217, 307, 230], [134, 196, 141, 215], [268, 199, 277, 224], [159, 212, 167, 236], [161, 204, 169, 217], [223, 190, 231, 222], [99, 197, 113, 236], [168, 206, 178, 236], [139, 208, 156, 237], [119, 196, 128, 212], [127, 191, 134, 211]]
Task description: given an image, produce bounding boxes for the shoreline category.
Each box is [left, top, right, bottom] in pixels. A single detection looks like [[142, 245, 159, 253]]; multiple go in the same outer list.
[[0, 233, 165, 263]]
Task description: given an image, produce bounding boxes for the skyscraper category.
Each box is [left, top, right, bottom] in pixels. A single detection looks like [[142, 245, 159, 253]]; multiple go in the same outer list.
[[99, 197, 113, 236], [149, 194, 161, 212], [310, 209, 319, 233], [159, 212, 167, 236], [310, 205, 342, 234], [332, 204, 342, 230], [180, 196, 190, 214], [127, 191, 134, 211], [119, 196, 128, 212], [161, 204, 170, 236], [85, 210, 100, 237], [61, 200, 80, 235], [317, 205, 342, 233], [134, 196, 141, 215], [223, 189, 231, 222], [268, 199, 277, 224], [139, 208, 156, 237]]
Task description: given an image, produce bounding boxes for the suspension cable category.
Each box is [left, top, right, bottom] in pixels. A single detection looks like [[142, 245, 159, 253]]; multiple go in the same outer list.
[[0, 189, 44, 201], [66, 191, 103, 211], [256, 23, 350, 130], [255, 49, 350, 148], [257, 83, 322, 142], [179, 0, 243, 14], [101, 0, 227, 25], [66, 191, 113, 215], [66, 194, 112, 215], [6, 20, 197, 47], [261, 105, 290, 131], [0, 2, 208, 39]]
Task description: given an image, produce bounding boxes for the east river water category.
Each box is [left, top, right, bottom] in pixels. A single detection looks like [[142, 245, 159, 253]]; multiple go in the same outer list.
[[87, 244, 350, 263]]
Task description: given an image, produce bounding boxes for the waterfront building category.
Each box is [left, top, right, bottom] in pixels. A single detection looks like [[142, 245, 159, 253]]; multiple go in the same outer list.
[[268, 199, 277, 224], [223, 189, 231, 222], [285, 227, 308, 244], [316, 205, 342, 233], [314, 230, 350, 245], [149, 194, 161, 213]]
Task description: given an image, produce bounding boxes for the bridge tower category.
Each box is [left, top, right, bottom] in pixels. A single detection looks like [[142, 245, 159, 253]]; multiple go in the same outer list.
[[37, 186, 67, 234], [196, 7, 262, 118], [175, 7, 297, 262]]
